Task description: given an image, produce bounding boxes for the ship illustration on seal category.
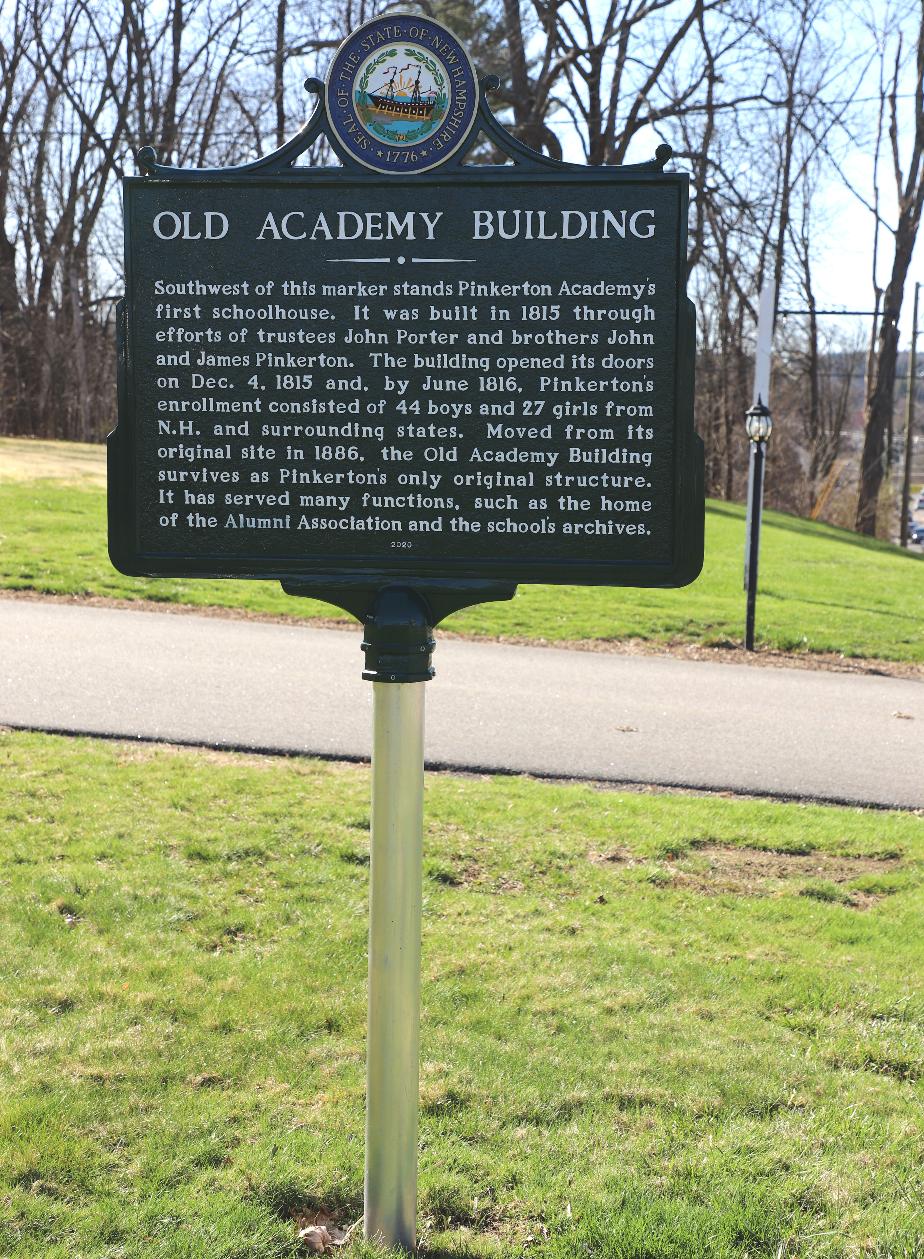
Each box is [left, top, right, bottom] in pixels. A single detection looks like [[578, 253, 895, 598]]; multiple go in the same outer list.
[[355, 48, 448, 143], [367, 65, 437, 119]]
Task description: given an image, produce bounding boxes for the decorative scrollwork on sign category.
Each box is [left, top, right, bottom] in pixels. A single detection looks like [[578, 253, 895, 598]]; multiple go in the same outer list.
[[136, 76, 672, 179]]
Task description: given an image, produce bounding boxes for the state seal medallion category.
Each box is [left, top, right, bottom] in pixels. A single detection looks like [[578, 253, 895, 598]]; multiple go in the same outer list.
[[326, 13, 478, 173]]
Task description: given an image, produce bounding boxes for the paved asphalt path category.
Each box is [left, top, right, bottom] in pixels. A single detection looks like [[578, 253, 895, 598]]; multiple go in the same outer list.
[[0, 597, 920, 808]]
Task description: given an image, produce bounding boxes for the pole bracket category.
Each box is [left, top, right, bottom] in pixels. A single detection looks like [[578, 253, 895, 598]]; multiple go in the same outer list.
[[361, 587, 436, 684], [282, 578, 516, 682]]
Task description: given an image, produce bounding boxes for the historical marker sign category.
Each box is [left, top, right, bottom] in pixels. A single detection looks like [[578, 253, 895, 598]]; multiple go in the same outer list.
[[109, 14, 702, 591], [109, 16, 706, 1253]]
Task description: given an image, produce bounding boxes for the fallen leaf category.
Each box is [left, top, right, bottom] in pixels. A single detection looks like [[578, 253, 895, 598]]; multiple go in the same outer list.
[[294, 1211, 351, 1253], [297, 1224, 331, 1254]]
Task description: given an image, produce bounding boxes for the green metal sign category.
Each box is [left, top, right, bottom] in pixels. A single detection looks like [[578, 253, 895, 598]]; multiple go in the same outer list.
[[110, 72, 703, 597], [108, 23, 706, 1255]]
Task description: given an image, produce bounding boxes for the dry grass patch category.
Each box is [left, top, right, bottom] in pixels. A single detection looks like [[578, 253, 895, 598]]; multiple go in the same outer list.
[[426, 853, 525, 893], [112, 739, 307, 770], [0, 436, 106, 484], [590, 843, 903, 908], [588, 847, 632, 865], [666, 843, 901, 907]]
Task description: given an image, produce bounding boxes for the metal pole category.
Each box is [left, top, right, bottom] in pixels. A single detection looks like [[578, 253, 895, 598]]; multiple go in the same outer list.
[[744, 278, 776, 601], [744, 438, 765, 652], [900, 282, 920, 548], [365, 681, 424, 1253], [743, 441, 755, 593], [354, 583, 512, 1252]]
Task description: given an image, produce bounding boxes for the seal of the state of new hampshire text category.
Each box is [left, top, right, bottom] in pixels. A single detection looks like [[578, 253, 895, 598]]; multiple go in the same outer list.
[[326, 13, 478, 173]]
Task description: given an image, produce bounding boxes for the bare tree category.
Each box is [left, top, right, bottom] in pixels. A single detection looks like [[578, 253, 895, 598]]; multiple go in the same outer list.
[[856, 3, 924, 535], [0, 0, 891, 519], [0, 0, 43, 435], [669, 0, 856, 501]]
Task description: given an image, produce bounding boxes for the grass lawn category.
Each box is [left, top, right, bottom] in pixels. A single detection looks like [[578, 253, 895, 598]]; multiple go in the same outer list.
[[2, 729, 924, 1257], [1, 437, 923, 661]]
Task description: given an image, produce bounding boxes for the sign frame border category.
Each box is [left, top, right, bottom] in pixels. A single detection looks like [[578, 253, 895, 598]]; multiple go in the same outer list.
[[109, 76, 704, 592]]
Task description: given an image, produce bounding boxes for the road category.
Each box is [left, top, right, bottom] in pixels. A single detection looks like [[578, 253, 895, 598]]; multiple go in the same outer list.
[[0, 597, 920, 808]]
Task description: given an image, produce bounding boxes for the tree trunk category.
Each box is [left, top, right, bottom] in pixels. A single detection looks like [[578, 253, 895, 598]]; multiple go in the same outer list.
[[856, 11, 924, 534], [274, 0, 287, 150], [856, 230, 916, 534]]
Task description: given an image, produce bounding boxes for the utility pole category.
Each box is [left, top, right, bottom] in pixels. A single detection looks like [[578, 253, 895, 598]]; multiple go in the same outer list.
[[900, 281, 920, 547], [743, 278, 776, 651]]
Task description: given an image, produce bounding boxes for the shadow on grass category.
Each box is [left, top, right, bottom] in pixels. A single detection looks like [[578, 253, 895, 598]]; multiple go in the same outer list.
[[766, 511, 924, 556], [422, 1248, 491, 1259], [712, 496, 924, 560], [706, 501, 744, 520], [260, 1179, 363, 1226], [761, 587, 922, 623], [257, 1182, 499, 1257]]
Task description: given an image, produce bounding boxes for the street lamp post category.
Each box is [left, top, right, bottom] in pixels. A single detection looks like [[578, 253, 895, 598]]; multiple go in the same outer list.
[[900, 282, 920, 548], [743, 399, 772, 652]]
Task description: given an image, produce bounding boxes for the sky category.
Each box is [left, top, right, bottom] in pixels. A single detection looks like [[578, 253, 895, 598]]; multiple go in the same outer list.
[[541, 0, 917, 349], [553, 120, 890, 344]]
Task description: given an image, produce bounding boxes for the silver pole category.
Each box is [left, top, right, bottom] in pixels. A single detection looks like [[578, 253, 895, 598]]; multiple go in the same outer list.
[[364, 680, 425, 1254], [900, 281, 920, 547]]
